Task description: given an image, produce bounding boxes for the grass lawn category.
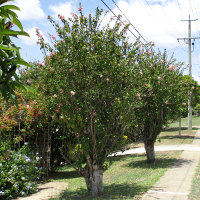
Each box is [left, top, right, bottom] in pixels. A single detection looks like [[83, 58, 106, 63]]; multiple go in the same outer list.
[[155, 127, 197, 146], [169, 115, 200, 127], [49, 122, 199, 200], [125, 127, 197, 150], [188, 160, 200, 200], [50, 151, 182, 200]]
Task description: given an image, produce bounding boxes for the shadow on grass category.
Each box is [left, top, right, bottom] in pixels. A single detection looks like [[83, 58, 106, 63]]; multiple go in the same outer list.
[[55, 183, 148, 200], [124, 157, 177, 169], [164, 127, 198, 132], [49, 170, 81, 180], [125, 157, 191, 169], [159, 135, 195, 140]]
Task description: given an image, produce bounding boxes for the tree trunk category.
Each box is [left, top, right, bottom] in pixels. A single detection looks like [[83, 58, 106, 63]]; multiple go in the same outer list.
[[84, 164, 103, 197], [144, 141, 155, 164]]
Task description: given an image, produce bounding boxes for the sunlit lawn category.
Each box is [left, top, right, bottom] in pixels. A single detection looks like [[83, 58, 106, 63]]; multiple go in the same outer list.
[[50, 151, 182, 200], [169, 115, 200, 127], [49, 118, 199, 200]]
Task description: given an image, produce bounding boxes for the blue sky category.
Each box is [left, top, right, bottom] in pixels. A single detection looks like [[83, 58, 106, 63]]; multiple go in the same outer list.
[[12, 0, 200, 83]]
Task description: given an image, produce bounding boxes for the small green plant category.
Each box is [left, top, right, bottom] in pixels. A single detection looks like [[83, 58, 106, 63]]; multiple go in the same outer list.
[[0, 143, 42, 199]]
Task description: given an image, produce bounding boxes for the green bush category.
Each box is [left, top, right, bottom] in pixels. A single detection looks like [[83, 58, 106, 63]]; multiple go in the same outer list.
[[0, 143, 42, 199], [194, 104, 200, 116]]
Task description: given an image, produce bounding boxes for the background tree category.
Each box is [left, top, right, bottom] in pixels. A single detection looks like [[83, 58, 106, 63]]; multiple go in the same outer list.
[[132, 47, 191, 163], [36, 7, 140, 197]]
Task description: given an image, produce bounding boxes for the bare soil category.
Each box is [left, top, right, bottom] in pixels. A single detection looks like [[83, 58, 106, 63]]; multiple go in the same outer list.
[[15, 181, 68, 200]]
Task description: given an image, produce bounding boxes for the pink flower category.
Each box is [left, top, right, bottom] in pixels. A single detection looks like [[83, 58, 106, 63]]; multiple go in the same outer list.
[[78, 7, 83, 12], [27, 79, 31, 84], [71, 12, 76, 18], [50, 52, 54, 56], [26, 105, 30, 109], [51, 35, 56, 40], [53, 94, 57, 98], [106, 78, 110, 83], [36, 28, 40, 32], [59, 15, 65, 21], [39, 62, 43, 66], [138, 97, 142, 101], [158, 76, 161, 80], [110, 16, 114, 21], [50, 67, 54, 72], [100, 75, 103, 78], [165, 101, 169, 105], [167, 65, 174, 71], [136, 93, 141, 97], [70, 91, 75, 96], [58, 103, 62, 107], [60, 89, 64, 93], [192, 86, 195, 89], [38, 33, 43, 38], [182, 102, 186, 106], [69, 68, 73, 72]]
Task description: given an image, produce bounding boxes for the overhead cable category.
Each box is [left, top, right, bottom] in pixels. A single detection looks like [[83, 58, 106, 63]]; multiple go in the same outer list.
[[100, 0, 145, 45], [111, 0, 148, 43]]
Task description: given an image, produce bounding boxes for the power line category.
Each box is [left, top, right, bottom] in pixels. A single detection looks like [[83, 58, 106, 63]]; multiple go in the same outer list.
[[100, 0, 145, 45], [176, 0, 184, 18], [111, 0, 148, 43], [188, 0, 196, 19]]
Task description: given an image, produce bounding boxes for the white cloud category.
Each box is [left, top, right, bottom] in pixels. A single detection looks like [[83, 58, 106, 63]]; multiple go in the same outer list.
[[105, 0, 200, 48], [193, 74, 200, 84], [19, 27, 48, 46], [49, 1, 75, 20], [15, 0, 46, 21]]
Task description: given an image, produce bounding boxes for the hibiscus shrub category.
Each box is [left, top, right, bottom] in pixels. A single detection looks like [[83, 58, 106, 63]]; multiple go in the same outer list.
[[36, 6, 140, 197]]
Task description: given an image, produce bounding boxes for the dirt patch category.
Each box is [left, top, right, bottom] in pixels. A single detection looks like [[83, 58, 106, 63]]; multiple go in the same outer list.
[[15, 181, 68, 200]]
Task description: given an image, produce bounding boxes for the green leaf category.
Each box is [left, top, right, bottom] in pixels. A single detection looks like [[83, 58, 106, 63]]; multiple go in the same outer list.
[[2, 29, 29, 37], [0, 0, 14, 6], [0, 69, 2, 77], [12, 16, 23, 31], [1, 5, 20, 11], [0, 44, 19, 51], [11, 59, 32, 68], [0, 49, 9, 58]]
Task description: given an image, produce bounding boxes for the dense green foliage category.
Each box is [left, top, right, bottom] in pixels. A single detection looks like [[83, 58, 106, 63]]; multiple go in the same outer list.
[[0, 0, 30, 101]]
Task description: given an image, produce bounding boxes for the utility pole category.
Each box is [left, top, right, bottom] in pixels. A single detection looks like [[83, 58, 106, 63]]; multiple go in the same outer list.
[[177, 15, 199, 130]]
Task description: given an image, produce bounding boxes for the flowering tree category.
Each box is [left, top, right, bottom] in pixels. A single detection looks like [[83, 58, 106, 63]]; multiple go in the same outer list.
[[132, 47, 191, 163], [36, 7, 140, 196]]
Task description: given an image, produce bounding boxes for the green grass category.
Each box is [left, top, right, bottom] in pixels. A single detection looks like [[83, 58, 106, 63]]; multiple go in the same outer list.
[[48, 121, 199, 200], [188, 161, 200, 200], [169, 115, 200, 127], [125, 127, 197, 150], [50, 151, 182, 200], [155, 128, 197, 146]]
